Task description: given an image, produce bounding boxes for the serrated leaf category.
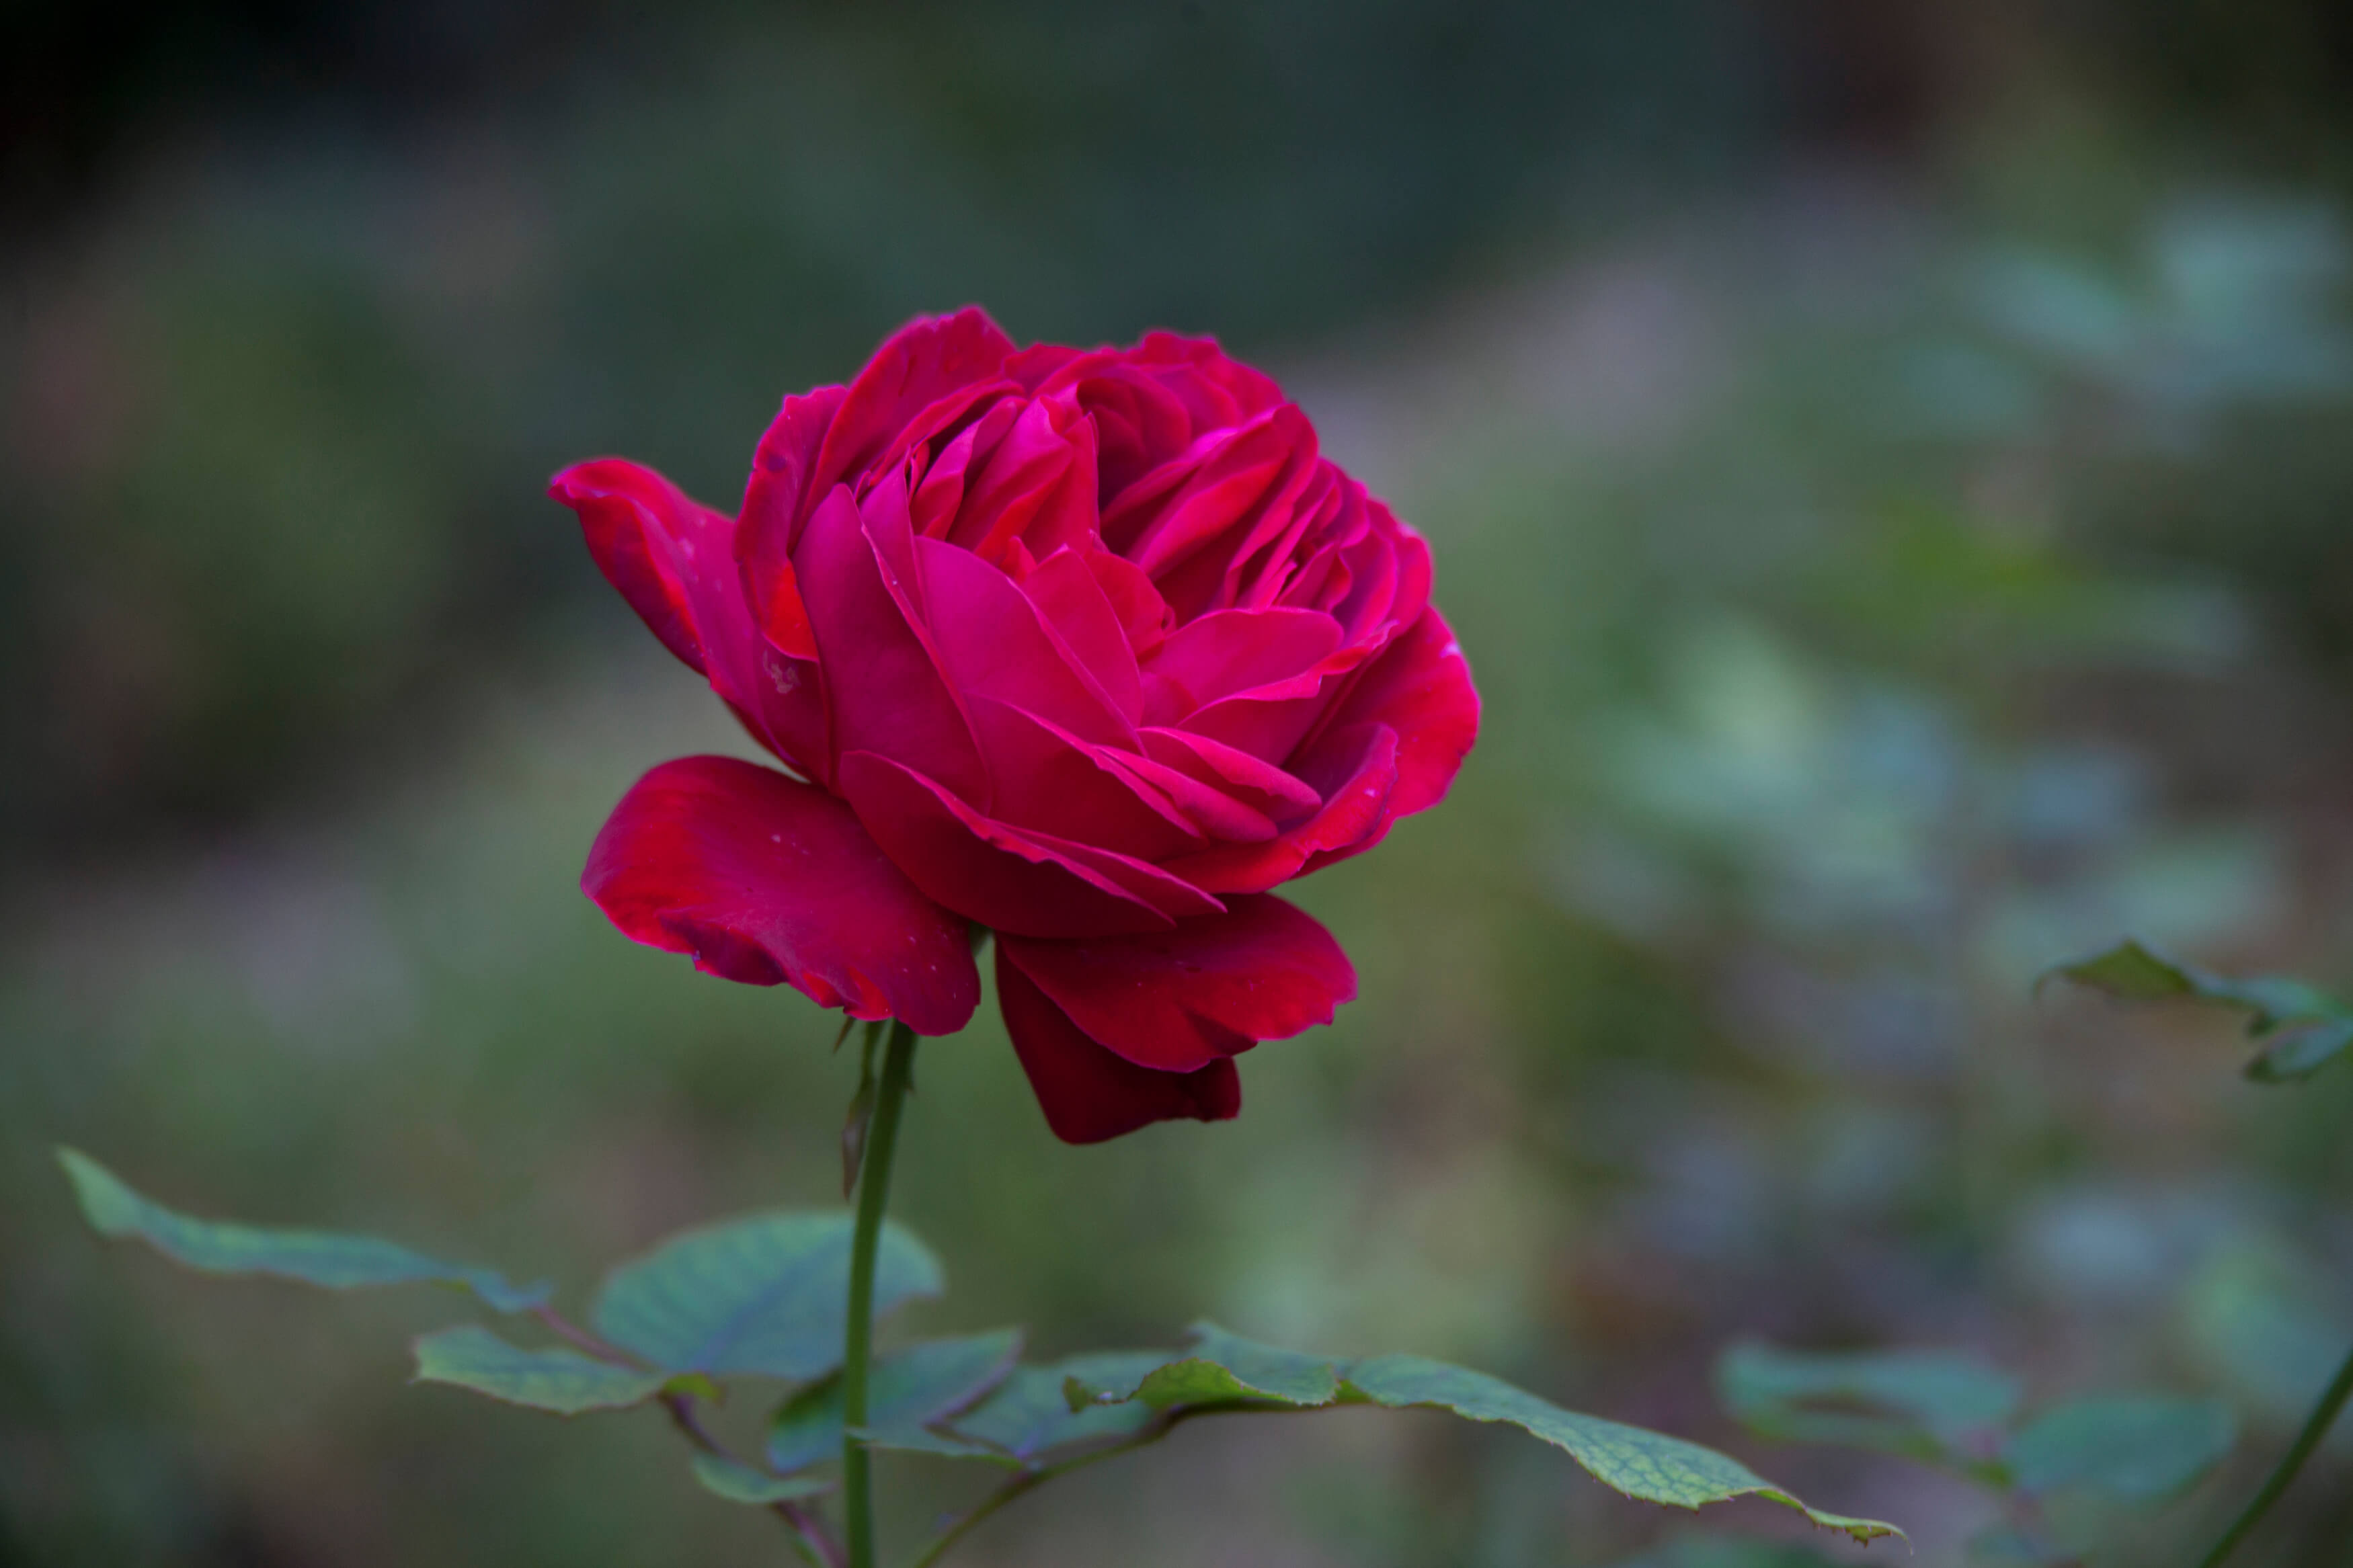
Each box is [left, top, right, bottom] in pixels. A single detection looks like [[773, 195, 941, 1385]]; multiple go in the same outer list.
[[1717, 1342, 2020, 1466], [60, 1148, 547, 1313], [592, 1211, 940, 1380], [1068, 1322, 1340, 1411], [689, 1452, 833, 1505], [2245, 1016, 2353, 1082], [1068, 1325, 1901, 1544], [949, 1354, 1167, 1461], [2003, 1395, 2237, 1501], [1343, 1354, 1901, 1542], [411, 1325, 668, 1413], [766, 1329, 1021, 1473]]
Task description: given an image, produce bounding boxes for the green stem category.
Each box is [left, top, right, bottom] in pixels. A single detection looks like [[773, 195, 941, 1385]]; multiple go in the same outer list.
[[903, 1401, 1269, 1568], [2196, 1336, 2353, 1568], [844, 1019, 918, 1568]]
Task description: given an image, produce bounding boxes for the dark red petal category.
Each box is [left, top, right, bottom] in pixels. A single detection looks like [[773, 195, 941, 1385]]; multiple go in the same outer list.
[[811, 308, 1018, 501], [1146, 606, 1343, 714], [1310, 604, 1478, 823], [1158, 723, 1400, 894], [996, 947, 1242, 1144], [551, 458, 730, 677], [795, 485, 988, 803], [964, 697, 1204, 861], [998, 895, 1355, 1073], [554, 459, 828, 780], [1018, 547, 1144, 724], [838, 749, 1205, 938], [584, 755, 980, 1036], [739, 383, 848, 660], [914, 536, 1135, 749]]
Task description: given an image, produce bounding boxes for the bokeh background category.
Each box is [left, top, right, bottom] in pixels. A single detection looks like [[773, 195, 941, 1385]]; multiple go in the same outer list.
[[7, 3, 2353, 1563]]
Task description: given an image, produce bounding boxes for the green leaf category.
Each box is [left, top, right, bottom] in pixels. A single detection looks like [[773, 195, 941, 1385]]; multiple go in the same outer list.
[[2046, 940, 2342, 1032], [592, 1210, 941, 1379], [949, 1353, 1168, 1461], [2003, 1395, 2237, 1501], [765, 1329, 1021, 1473], [1343, 1354, 1901, 1542], [59, 1148, 547, 1313], [1716, 1342, 2020, 1467], [2044, 939, 2206, 1003], [1066, 1325, 1903, 1544], [1067, 1321, 1341, 1411], [688, 1452, 832, 1506], [2245, 1016, 2353, 1082], [411, 1325, 668, 1413]]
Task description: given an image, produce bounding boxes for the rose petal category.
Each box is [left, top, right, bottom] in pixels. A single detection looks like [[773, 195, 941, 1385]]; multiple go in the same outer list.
[[553, 458, 826, 780], [1305, 604, 1477, 824], [914, 536, 1135, 749], [998, 895, 1354, 1073], [965, 696, 1204, 861], [1140, 727, 1322, 821], [838, 749, 1220, 938], [551, 458, 732, 678], [1156, 723, 1400, 893], [1146, 606, 1343, 716], [737, 383, 848, 661], [810, 307, 1017, 502], [996, 948, 1241, 1144], [1017, 546, 1144, 724], [795, 485, 988, 803], [583, 755, 980, 1036]]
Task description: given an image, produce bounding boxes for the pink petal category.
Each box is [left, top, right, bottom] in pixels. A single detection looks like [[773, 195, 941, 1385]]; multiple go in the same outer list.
[[838, 749, 1220, 938], [584, 755, 980, 1036], [998, 895, 1355, 1073], [795, 485, 988, 803], [996, 948, 1241, 1144]]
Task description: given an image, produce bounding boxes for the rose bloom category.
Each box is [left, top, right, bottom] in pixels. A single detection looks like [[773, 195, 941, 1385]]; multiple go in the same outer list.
[[555, 309, 1477, 1142]]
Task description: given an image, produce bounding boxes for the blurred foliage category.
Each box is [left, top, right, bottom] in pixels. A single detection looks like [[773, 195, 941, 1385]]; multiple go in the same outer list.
[[12, 3, 2353, 1567]]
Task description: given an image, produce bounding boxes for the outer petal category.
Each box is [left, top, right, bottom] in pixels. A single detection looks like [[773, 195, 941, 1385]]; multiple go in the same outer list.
[[552, 458, 733, 678], [554, 458, 828, 781], [739, 382, 849, 659], [1303, 604, 1478, 827], [584, 755, 980, 1036], [996, 948, 1241, 1144], [997, 895, 1355, 1073]]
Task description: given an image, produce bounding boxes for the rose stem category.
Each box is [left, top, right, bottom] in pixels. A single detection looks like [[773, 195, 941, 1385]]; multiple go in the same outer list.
[[843, 1017, 918, 1568], [2195, 1335, 2353, 1568]]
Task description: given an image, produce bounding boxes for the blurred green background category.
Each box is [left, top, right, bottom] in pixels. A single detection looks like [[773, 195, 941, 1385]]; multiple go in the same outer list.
[[7, 2, 2353, 1563]]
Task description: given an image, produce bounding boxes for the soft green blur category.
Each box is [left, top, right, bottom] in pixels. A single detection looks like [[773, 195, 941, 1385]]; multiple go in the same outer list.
[[7, 5, 2353, 1565]]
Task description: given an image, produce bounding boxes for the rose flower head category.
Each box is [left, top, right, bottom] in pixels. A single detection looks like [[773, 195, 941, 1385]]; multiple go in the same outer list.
[[554, 308, 1478, 1142]]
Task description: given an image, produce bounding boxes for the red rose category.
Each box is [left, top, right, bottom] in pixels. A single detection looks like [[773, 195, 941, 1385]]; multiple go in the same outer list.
[[554, 309, 1478, 1143]]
